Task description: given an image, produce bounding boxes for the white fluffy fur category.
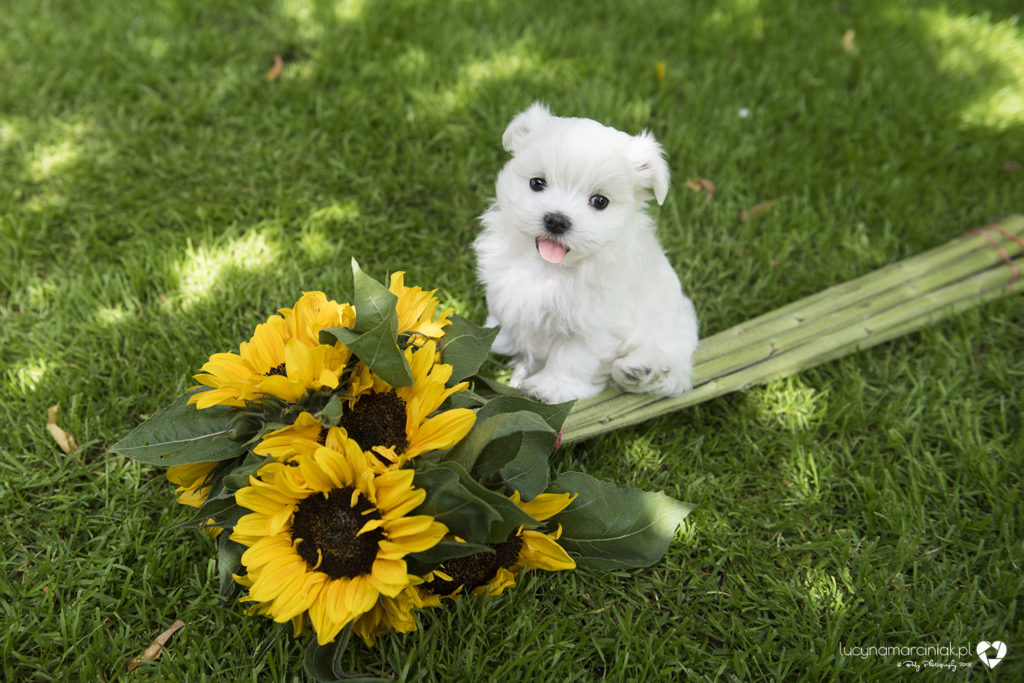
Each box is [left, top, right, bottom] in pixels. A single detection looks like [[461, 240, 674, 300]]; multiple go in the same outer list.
[[473, 103, 699, 403]]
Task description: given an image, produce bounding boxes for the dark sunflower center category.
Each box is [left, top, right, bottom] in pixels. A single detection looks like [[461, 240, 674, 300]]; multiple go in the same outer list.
[[337, 392, 409, 454], [291, 487, 385, 579], [424, 533, 524, 596], [265, 362, 288, 377]]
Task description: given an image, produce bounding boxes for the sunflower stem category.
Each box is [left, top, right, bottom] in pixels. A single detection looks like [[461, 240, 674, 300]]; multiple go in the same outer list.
[[560, 215, 1024, 443]]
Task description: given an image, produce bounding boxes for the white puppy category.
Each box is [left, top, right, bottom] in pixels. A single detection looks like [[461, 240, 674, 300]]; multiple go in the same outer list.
[[474, 103, 698, 403]]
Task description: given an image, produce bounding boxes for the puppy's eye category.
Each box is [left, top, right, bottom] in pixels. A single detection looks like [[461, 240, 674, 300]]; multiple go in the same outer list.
[[589, 194, 609, 210], [529, 177, 547, 192]]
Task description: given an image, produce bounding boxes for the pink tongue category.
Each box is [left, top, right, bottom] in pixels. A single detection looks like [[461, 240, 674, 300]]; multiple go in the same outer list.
[[537, 238, 567, 264]]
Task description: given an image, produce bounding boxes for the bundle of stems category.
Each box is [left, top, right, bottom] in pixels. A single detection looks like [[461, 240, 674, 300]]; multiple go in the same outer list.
[[561, 214, 1024, 443]]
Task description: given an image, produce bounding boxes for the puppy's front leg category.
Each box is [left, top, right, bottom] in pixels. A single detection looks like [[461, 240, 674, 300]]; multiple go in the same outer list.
[[520, 338, 612, 403], [484, 315, 518, 356]]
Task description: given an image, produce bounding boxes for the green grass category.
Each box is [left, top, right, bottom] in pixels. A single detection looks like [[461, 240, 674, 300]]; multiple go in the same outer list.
[[2, 0, 1022, 680]]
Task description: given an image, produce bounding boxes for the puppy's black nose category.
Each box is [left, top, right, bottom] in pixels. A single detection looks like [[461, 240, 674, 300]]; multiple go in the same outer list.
[[543, 212, 571, 235]]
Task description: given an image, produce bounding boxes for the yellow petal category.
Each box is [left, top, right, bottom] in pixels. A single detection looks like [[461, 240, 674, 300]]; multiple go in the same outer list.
[[232, 513, 272, 539], [309, 583, 349, 645], [298, 451, 337, 492], [235, 483, 295, 516], [472, 566, 516, 597], [369, 558, 409, 597], [345, 575, 381, 612], [382, 515, 436, 539], [406, 409, 476, 457], [257, 374, 306, 403], [248, 554, 308, 603], [239, 534, 292, 570], [515, 491, 577, 522], [190, 388, 246, 409], [378, 519, 446, 554], [519, 530, 576, 571], [376, 485, 426, 521], [311, 445, 357, 490], [270, 571, 326, 623], [285, 337, 315, 386]]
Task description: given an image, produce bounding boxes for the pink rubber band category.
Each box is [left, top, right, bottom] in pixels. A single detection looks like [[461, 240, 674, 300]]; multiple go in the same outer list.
[[966, 226, 1019, 289], [987, 224, 1024, 252]]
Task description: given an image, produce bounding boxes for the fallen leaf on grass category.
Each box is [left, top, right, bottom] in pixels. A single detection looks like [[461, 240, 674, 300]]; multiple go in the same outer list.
[[126, 620, 186, 673], [740, 198, 782, 222], [265, 54, 284, 81], [841, 29, 859, 56], [655, 61, 666, 82], [684, 177, 715, 202], [46, 404, 78, 454]]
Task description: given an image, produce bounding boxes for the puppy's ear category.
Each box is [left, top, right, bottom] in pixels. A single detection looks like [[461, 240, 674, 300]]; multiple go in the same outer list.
[[502, 102, 553, 153], [630, 132, 671, 205]]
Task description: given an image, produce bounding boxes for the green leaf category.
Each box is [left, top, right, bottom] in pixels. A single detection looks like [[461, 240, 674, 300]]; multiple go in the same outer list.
[[471, 374, 523, 397], [216, 534, 246, 600], [474, 395, 574, 432], [219, 452, 272, 492], [109, 392, 246, 466], [319, 260, 413, 387], [550, 472, 694, 570], [413, 462, 539, 544], [302, 624, 388, 682], [483, 428, 555, 500], [315, 394, 345, 426], [443, 410, 549, 471], [438, 314, 500, 384], [192, 496, 247, 529], [445, 411, 554, 499]]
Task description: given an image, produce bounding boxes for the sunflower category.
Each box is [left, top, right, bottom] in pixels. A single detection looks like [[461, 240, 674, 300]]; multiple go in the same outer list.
[[422, 491, 577, 599], [230, 438, 447, 645], [389, 272, 453, 344], [189, 292, 355, 410], [341, 340, 475, 468], [256, 341, 475, 470]]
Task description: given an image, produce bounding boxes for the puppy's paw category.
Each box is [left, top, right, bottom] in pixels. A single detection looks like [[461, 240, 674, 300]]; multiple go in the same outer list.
[[612, 361, 666, 391], [508, 362, 529, 388], [520, 374, 602, 404], [612, 354, 692, 396]]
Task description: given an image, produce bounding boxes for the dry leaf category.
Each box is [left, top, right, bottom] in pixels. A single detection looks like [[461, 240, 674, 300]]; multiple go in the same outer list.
[[841, 29, 858, 55], [684, 177, 716, 202], [741, 198, 781, 222], [655, 61, 666, 83], [265, 54, 284, 81], [126, 620, 186, 673], [999, 160, 1021, 174], [46, 404, 78, 454]]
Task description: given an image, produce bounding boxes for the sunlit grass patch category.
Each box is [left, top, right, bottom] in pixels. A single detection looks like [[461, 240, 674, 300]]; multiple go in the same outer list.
[[916, 7, 1024, 130]]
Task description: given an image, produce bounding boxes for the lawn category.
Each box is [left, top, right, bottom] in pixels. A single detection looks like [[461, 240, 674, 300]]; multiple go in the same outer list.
[[2, 0, 1022, 680]]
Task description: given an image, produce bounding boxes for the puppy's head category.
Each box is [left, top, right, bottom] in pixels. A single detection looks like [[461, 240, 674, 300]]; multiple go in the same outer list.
[[492, 102, 670, 265]]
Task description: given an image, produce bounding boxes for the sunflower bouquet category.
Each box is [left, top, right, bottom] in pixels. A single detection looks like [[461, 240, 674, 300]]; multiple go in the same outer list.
[[111, 261, 692, 680]]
